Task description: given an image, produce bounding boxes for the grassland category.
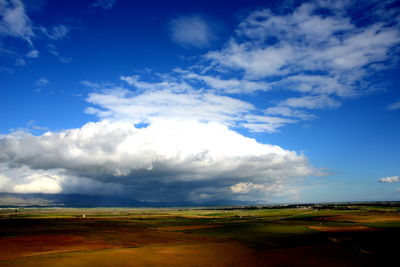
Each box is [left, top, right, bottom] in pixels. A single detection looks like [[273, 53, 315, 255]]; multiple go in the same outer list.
[[0, 205, 399, 266]]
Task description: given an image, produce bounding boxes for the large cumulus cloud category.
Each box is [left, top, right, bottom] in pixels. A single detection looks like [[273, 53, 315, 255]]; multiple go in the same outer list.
[[0, 120, 316, 201]]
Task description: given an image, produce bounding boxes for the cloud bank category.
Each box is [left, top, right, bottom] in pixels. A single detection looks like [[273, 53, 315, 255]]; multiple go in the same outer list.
[[0, 120, 315, 201]]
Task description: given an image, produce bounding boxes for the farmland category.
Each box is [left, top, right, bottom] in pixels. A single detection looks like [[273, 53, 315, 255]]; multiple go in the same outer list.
[[0, 204, 399, 266]]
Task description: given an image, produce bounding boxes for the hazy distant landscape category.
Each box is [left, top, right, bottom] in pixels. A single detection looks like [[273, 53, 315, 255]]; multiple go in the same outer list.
[[0, 204, 399, 266]]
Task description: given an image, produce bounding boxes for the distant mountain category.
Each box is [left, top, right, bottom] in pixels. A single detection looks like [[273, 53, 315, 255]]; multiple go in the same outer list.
[[0, 193, 261, 208], [0, 193, 143, 207]]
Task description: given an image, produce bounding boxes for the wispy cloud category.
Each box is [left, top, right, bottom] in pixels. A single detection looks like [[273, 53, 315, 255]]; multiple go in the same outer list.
[[386, 100, 400, 110], [0, 0, 34, 45], [47, 44, 72, 63], [34, 78, 49, 92], [40, 24, 70, 40], [35, 78, 49, 87], [0, 0, 73, 69], [278, 95, 341, 110], [169, 15, 218, 49], [92, 0, 117, 10], [183, 72, 270, 94], [0, 66, 14, 74], [26, 49, 39, 58], [85, 75, 294, 133], [196, 0, 400, 129], [379, 176, 400, 183], [206, 1, 399, 88], [265, 107, 315, 120], [15, 57, 25, 66], [80, 80, 102, 89]]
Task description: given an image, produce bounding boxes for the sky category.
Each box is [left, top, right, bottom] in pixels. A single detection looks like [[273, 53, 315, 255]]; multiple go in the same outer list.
[[0, 0, 399, 204]]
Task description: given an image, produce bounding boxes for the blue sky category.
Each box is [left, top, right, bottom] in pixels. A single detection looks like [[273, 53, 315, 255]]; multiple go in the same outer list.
[[0, 0, 399, 203]]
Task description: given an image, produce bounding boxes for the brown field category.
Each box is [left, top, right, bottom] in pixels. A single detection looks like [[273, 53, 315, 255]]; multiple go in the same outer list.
[[0, 206, 399, 266], [315, 214, 400, 223], [308, 225, 378, 232], [0, 233, 117, 260], [156, 224, 220, 231]]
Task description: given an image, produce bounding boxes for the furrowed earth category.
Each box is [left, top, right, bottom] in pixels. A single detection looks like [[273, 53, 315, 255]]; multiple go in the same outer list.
[[0, 205, 398, 266]]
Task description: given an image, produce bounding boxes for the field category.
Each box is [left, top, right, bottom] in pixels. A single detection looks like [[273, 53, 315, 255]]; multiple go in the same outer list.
[[0, 205, 399, 266]]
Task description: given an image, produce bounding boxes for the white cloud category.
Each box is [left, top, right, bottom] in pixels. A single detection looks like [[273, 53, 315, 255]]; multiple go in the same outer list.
[[230, 182, 288, 200], [207, 41, 293, 78], [184, 72, 271, 94], [265, 107, 315, 120], [273, 75, 353, 98], [15, 57, 25, 66], [35, 78, 49, 87], [0, 165, 66, 194], [80, 80, 104, 89], [85, 75, 292, 132], [379, 176, 400, 183], [278, 95, 341, 110], [386, 100, 400, 110], [181, 1, 398, 131], [34, 77, 48, 92], [26, 49, 39, 58], [40, 24, 70, 40], [231, 182, 268, 193], [241, 114, 295, 133], [0, 1, 72, 68], [0, 0, 34, 45], [2, 0, 398, 203], [120, 74, 193, 92], [205, 1, 400, 96], [13, 174, 63, 194], [0, 173, 9, 188], [0, 120, 316, 201], [86, 87, 251, 126], [169, 15, 217, 49], [0, 66, 14, 74], [47, 44, 72, 63], [259, 95, 340, 124]]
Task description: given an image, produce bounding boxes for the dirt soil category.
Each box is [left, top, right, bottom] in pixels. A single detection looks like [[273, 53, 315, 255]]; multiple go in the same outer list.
[[0, 234, 116, 260], [0, 227, 218, 261], [0, 242, 264, 267], [0, 241, 374, 267], [308, 225, 379, 232], [156, 224, 221, 231], [314, 215, 400, 223]]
